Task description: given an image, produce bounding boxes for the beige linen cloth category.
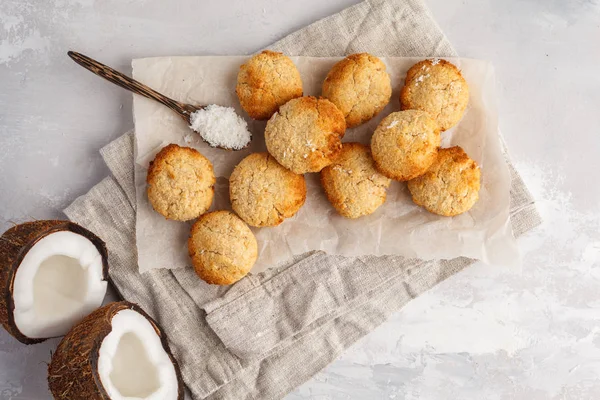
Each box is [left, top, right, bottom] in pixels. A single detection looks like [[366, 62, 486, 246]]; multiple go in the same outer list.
[[65, 0, 541, 398]]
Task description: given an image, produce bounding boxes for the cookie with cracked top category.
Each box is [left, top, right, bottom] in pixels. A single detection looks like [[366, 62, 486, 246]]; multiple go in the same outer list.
[[400, 59, 469, 131], [371, 110, 441, 181], [321, 142, 391, 218], [229, 152, 306, 227], [322, 53, 392, 128], [188, 211, 258, 285], [236, 50, 303, 120], [265, 96, 346, 174], [407, 146, 481, 216], [147, 144, 215, 221]]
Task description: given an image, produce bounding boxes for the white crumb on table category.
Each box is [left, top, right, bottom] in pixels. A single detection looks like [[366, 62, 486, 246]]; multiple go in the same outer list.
[[189, 105, 251, 150]]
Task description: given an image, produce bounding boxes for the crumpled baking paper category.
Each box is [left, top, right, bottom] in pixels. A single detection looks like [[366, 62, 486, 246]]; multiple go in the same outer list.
[[132, 56, 518, 273]]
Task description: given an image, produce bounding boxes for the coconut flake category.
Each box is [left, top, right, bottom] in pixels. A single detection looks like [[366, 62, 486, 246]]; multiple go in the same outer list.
[[387, 120, 399, 129], [333, 165, 353, 174], [306, 139, 317, 152], [189, 105, 251, 150], [431, 58, 441, 65]]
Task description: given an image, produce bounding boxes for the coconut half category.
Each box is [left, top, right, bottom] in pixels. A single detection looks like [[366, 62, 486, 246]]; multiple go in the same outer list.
[[48, 301, 184, 400], [0, 220, 109, 344]]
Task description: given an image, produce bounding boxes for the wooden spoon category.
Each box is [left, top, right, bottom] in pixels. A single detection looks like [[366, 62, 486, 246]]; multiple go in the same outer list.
[[67, 51, 251, 150]]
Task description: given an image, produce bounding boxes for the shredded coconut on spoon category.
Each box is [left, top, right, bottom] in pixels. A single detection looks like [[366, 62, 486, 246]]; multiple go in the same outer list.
[[189, 105, 251, 150]]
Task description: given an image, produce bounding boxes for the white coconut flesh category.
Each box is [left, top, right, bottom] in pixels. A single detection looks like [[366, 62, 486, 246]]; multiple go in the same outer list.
[[12, 231, 107, 338], [97, 309, 179, 400]]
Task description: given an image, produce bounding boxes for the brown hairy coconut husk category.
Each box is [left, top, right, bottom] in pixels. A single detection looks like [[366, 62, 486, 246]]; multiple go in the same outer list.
[[0, 220, 109, 344], [48, 301, 184, 400]]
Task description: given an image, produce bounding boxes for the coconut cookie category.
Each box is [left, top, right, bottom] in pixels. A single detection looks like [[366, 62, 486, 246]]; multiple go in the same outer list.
[[322, 53, 392, 128], [230, 153, 306, 227], [400, 59, 469, 132], [407, 146, 481, 216], [265, 96, 346, 174], [321, 143, 391, 218], [147, 144, 215, 221], [236, 50, 303, 120], [370, 110, 440, 181], [188, 211, 258, 285]]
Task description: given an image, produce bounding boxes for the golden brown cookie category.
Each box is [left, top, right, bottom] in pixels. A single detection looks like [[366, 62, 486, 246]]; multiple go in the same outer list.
[[265, 96, 346, 174], [322, 53, 392, 128], [370, 110, 441, 181], [147, 144, 215, 221], [230, 152, 306, 227], [407, 146, 481, 216], [321, 143, 391, 218], [188, 211, 258, 285], [236, 50, 303, 120], [400, 59, 469, 131]]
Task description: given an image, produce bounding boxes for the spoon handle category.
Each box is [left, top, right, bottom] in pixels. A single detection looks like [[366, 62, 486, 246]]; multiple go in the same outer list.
[[67, 51, 194, 122]]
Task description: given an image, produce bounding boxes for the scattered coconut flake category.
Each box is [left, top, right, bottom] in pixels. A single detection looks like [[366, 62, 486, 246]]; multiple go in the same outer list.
[[415, 74, 430, 83], [303, 153, 308, 159], [189, 105, 251, 150], [449, 81, 462, 92], [387, 120, 399, 129], [431, 58, 441, 65], [333, 165, 353, 174], [183, 134, 193, 144]]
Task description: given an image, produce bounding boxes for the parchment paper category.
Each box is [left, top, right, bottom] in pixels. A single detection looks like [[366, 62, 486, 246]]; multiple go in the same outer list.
[[132, 56, 518, 273]]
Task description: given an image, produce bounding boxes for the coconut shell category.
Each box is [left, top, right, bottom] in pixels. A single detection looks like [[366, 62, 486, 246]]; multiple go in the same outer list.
[[0, 220, 109, 344], [48, 301, 184, 400]]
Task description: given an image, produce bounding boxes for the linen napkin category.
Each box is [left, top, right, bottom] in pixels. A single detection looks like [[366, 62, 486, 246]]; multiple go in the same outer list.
[[65, 0, 541, 398]]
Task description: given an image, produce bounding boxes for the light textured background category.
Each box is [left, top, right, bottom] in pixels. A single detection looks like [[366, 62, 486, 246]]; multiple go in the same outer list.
[[1, 0, 599, 399]]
